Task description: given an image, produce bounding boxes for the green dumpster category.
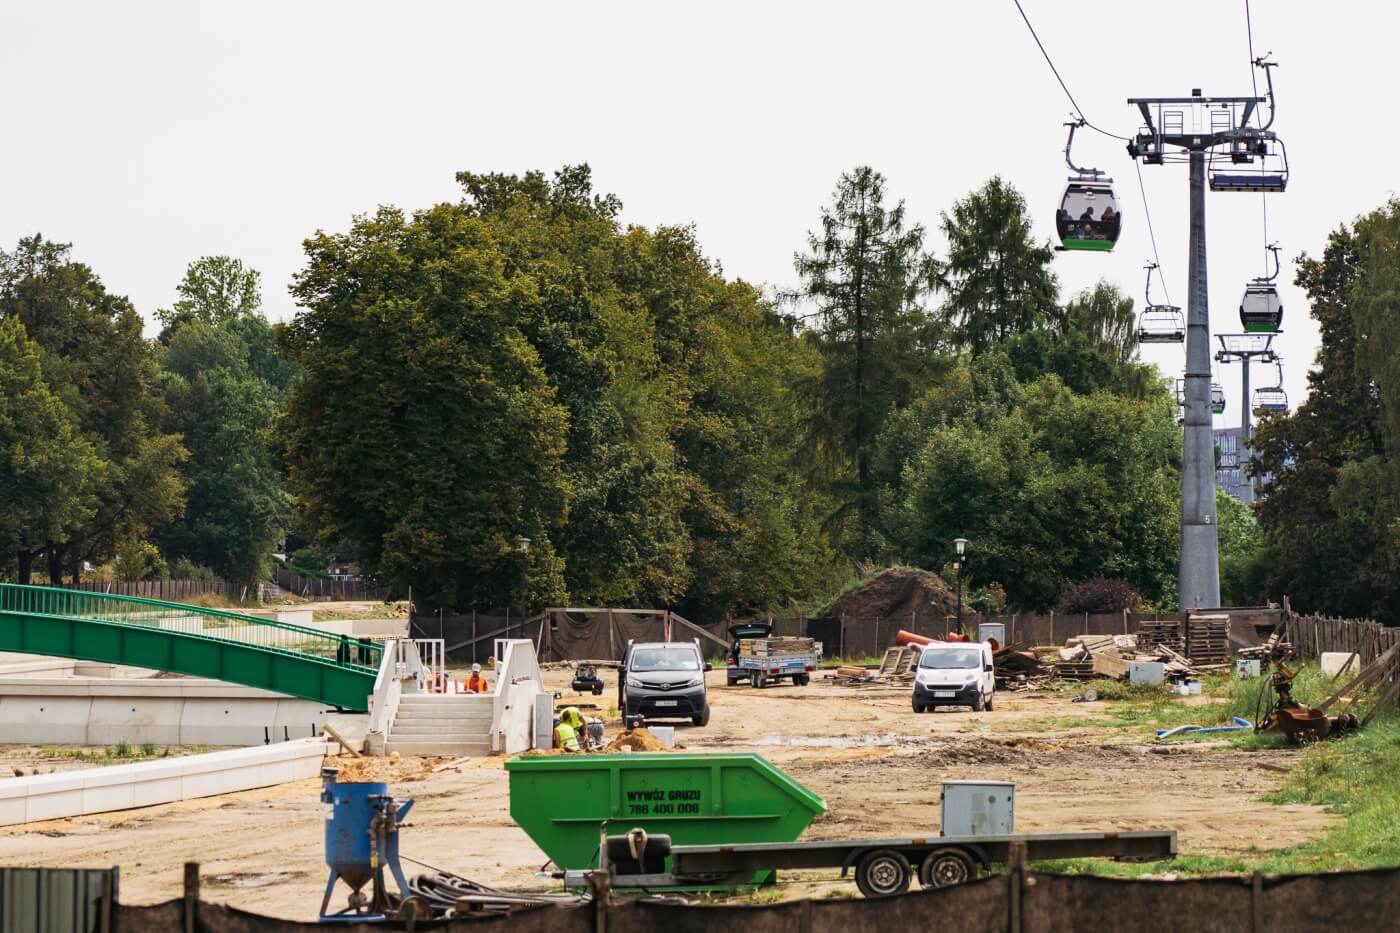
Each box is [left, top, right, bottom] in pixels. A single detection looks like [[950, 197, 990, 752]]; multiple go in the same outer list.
[[505, 752, 826, 871]]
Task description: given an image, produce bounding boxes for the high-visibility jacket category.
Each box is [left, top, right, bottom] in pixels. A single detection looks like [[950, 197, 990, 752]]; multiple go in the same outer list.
[[554, 722, 580, 751], [466, 674, 489, 693]]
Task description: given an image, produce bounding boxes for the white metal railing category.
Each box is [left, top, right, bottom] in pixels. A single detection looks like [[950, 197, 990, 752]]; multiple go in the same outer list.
[[489, 638, 544, 753], [413, 638, 445, 689]]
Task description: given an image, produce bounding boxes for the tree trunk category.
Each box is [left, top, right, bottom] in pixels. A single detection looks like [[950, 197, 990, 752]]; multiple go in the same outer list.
[[68, 548, 82, 585], [17, 550, 33, 585], [47, 543, 64, 586]]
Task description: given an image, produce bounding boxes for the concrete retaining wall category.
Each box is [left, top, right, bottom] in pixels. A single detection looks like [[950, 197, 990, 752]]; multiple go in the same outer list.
[[0, 737, 327, 826], [0, 678, 349, 746]]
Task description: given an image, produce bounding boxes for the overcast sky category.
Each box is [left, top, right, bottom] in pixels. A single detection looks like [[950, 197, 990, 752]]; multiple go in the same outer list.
[[3, 1, 1393, 422]]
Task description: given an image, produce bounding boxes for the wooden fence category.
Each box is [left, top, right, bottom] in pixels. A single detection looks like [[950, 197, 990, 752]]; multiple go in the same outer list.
[[1283, 612, 1400, 665], [56, 579, 241, 603]]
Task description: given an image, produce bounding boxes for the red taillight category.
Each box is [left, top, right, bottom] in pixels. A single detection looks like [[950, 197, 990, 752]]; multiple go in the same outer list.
[[805, 665, 814, 672], [770, 668, 779, 674]]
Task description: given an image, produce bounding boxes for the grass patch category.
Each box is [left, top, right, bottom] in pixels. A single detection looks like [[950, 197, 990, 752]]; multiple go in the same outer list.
[[37, 743, 209, 766], [1030, 664, 1400, 874]]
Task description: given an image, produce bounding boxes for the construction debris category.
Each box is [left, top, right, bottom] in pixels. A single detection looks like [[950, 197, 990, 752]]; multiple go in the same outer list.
[[1053, 632, 1204, 682], [993, 642, 1050, 691]]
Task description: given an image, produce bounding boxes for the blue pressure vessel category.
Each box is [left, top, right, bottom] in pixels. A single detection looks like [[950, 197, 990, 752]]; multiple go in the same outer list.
[[321, 771, 388, 892]]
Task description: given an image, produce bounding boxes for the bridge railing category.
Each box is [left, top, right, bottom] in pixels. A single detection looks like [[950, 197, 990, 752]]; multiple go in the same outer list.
[[0, 584, 382, 673]]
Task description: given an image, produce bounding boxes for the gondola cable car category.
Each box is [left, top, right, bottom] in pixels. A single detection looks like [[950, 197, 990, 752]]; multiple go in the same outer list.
[[1056, 118, 1121, 252], [1135, 262, 1185, 344], [1174, 376, 1226, 416], [1240, 244, 1284, 333]]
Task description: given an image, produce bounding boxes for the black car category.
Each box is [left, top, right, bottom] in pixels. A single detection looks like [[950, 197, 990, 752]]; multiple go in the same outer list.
[[618, 640, 711, 726], [725, 622, 771, 686]]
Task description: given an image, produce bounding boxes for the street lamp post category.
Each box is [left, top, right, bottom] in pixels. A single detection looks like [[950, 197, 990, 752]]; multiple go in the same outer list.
[[515, 536, 531, 621], [953, 538, 968, 635]]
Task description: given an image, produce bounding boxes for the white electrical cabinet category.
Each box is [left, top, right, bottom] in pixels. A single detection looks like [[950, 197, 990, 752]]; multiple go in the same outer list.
[[940, 780, 1015, 837]]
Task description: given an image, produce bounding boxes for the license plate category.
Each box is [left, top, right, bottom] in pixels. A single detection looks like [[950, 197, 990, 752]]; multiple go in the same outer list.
[[654, 700, 678, 707], [934, 691, 956, 698]]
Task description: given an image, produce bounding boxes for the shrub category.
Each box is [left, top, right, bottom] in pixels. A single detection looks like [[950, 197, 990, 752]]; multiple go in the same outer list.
[[1056, 576, 1141, 614]]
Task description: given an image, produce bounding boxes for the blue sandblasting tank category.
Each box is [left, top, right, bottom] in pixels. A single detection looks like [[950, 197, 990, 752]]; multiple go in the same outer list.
[[323, 775, 388, 890], [319, 767, 414, 921]]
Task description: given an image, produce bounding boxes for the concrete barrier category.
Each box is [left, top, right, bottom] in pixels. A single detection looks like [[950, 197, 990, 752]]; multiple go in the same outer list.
[[0, 677, 359, 746], [0, 737, 327, 826]]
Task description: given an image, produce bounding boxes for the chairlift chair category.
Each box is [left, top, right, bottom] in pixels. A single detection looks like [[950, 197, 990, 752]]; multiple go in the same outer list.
[[1135, 262, 1184, 343], [1056, 119, 1121, 252], [1240, 245, 1285, 334], [1209, 59, 1289, 192], [1253, 361, 1288, 414], [1209, 137, 1288, 192]]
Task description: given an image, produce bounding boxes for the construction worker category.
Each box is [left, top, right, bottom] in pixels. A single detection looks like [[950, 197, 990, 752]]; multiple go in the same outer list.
[[553, 714, 581, 752], [465, 663, 489, 693]]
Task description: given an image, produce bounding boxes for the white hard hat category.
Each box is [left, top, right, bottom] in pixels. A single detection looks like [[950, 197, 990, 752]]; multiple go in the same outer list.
[[471, 663, 482, 673]]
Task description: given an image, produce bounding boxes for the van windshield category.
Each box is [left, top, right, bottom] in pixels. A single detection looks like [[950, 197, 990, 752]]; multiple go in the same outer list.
[[631, 647, 701, 672], [919, 647, 981, 670]]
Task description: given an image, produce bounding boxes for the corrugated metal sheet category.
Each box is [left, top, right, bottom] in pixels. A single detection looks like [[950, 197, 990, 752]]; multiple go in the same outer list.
[[0, 867, 116, 933]]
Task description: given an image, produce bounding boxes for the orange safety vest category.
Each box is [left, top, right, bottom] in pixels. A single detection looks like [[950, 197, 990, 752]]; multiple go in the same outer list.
[[466, 674, 488, 693]]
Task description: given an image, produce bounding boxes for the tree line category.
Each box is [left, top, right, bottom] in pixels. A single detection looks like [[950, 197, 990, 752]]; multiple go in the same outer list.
[[7, 164, 1393, 622]]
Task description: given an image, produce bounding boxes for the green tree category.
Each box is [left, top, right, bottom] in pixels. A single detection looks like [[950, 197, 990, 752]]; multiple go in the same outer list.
[[0, 235, 186, 583], [155, 256, 261, 333], [0, 317, 102, 580], [792, 166, 942, 556], [1250, 222, 1396, 620], [1062, 280, 1137, 363], [280, 204, 572, 611], [1216, 488, 1265, 607], [938, 177, 1059, 355], [154, 258, 295, 589], [884, 368, 1179, 610]]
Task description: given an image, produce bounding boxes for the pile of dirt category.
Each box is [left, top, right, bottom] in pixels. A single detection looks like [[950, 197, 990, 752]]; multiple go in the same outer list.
[[603, 728, 673, 752], [326, 754, 434, 783], [823, 566, 958, 622]]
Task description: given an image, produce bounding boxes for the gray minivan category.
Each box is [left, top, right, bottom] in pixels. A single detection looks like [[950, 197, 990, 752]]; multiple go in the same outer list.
[[618, 640, 711, 726]]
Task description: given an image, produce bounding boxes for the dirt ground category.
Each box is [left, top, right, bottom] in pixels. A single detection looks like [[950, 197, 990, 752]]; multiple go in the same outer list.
[[0, 669, 1334, 920]]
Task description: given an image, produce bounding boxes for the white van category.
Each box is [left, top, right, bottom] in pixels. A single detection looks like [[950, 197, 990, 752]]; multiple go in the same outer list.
[[911, 641, 995, 713]]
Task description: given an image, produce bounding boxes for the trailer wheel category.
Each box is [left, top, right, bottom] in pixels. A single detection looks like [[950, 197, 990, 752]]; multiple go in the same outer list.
[[751, 671, 766, 689], [855, 849, 911, 898], [794, 674, 810, 687], [920, 848, 974, 888]]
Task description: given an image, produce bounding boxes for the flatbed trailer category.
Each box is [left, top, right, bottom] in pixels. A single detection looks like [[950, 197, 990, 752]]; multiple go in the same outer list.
[[734, 648, 821, 687], [575, 829, 1177, 898]]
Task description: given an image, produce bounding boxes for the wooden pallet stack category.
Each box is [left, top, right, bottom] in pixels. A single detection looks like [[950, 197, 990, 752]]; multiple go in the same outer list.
[[738, 636, 816, 657], [1186, 614, 1230, 665], [1054, 659, 1097, 680], [1138, 619, 1185, 654]]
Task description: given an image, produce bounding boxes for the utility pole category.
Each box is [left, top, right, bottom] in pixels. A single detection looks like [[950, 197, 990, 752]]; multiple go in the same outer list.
[[1128, 77, 1285, 610], [1215, 334, 1277, 504]]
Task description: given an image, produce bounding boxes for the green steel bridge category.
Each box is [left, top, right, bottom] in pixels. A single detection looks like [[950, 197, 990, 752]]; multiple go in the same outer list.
[[0, 584, 380, 710]]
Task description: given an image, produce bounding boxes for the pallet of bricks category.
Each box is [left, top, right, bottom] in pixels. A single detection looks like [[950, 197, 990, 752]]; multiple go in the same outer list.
[[738, 636, 815, 657], [1186, 614, 1230, 667]]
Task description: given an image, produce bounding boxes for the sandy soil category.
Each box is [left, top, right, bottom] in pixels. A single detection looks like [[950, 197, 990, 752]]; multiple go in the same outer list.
[[0, 669, 1334, 920]]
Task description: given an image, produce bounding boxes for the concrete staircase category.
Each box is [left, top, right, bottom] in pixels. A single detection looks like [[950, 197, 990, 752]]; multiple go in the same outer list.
[[386, 694, 493, 757]]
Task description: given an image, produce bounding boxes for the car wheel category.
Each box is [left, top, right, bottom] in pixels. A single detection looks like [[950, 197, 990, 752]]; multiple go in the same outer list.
[[692, 704, 710, 727], [971, 694, 985, 712], [985, 695, 994, 711], [912, 697, 926, 714], [855, 849, 912, 899]]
